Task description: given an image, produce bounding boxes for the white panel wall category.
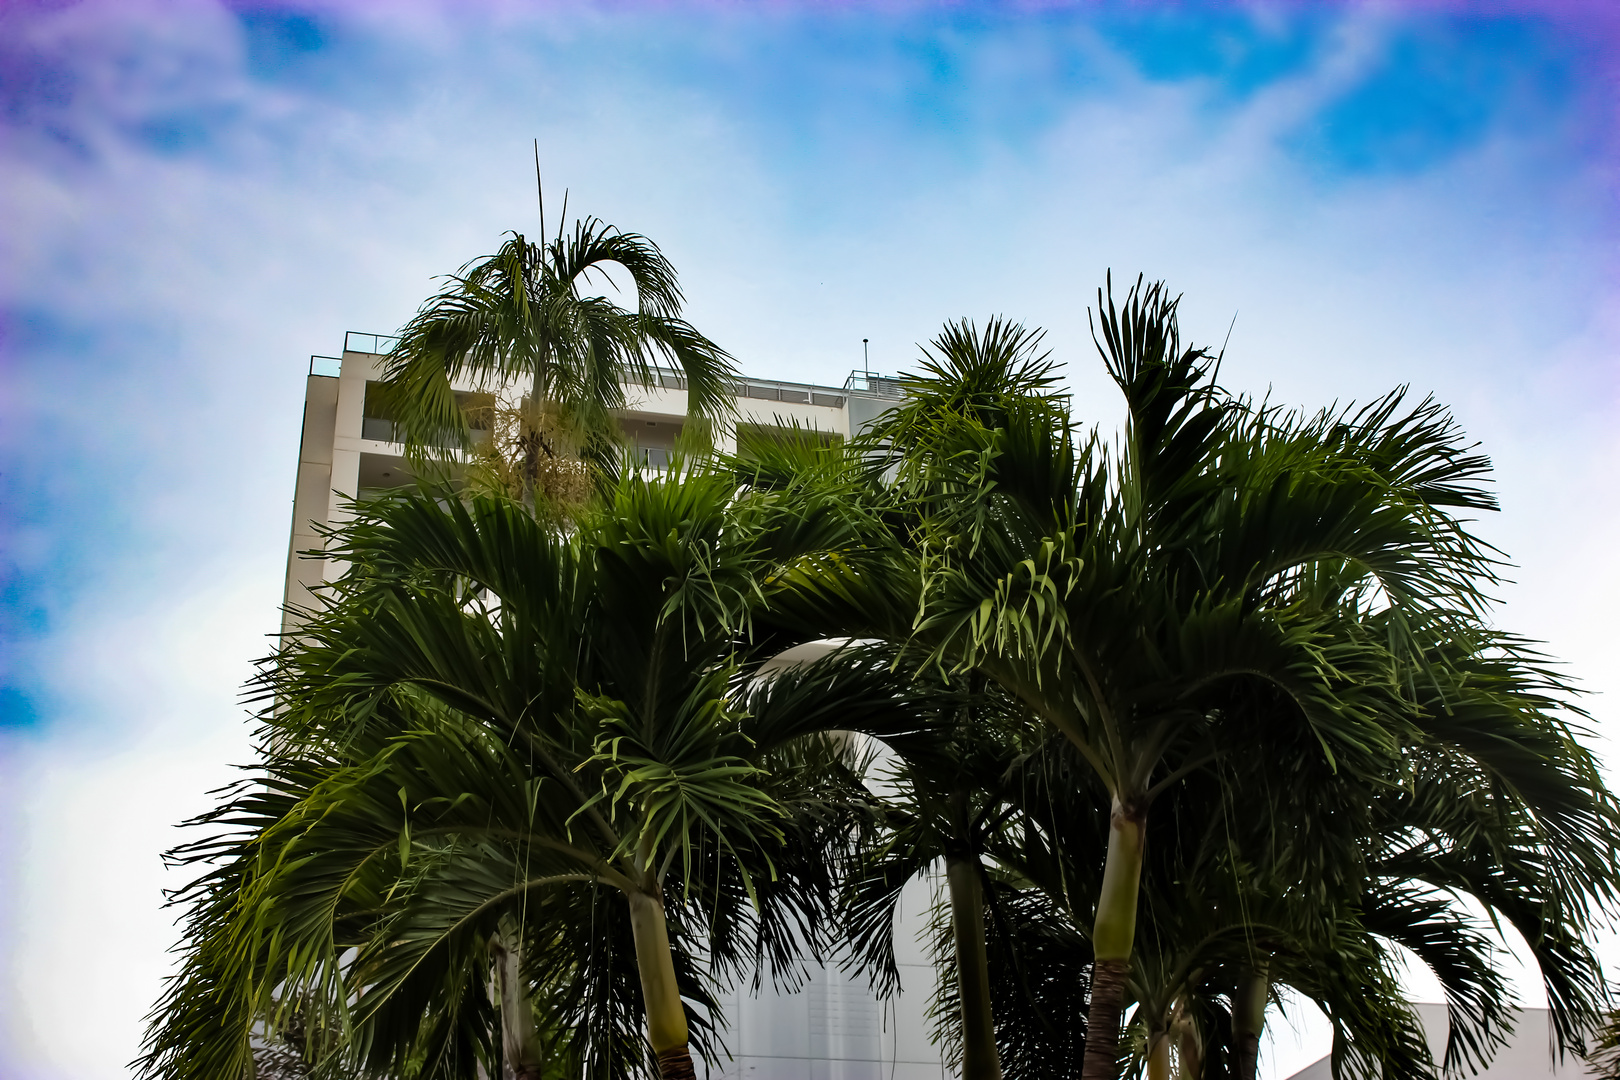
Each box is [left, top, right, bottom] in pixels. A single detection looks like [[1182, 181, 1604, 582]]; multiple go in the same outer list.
[[703, 875, 951, 1080], [1283, 1005, 1598, 1079]]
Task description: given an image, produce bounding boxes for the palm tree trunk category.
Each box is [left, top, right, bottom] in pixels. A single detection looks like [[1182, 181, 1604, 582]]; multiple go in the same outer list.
[[522, 369, 545, 508], [1145, 1028, 1171, 1080], [627, 889, 694, 1080], [1173, 1002, 1202, 1080], [1231, 965, 1269, 1080], [492, 930, 545, 1080], [945, 854, 1003, 1080], [1080, 798, 1147, 1080]]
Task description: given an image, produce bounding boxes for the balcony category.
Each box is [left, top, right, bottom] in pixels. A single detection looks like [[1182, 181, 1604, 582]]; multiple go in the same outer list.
[[843, 372, 905, 399], [345, 331, 400, 355], [361, 416, 401, 443], [735, 378, 846, 408], [644, 365, 847, 409], [361, 381, 493, 449]]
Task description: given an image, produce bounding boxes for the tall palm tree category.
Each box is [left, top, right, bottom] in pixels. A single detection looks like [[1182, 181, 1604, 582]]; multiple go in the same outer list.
[[991, 628, 1620, 1080], [137, 467, 918, 1080], [900, 644, 1522, 1080], [900, 290, 1522, 1080], [380, 206, 736, 488], [765, 288, 1544, 1079]]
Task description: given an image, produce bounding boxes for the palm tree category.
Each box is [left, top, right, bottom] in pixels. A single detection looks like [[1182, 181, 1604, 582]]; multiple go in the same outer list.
[[379, 205, 736, 490], [1002, 751, 1491, 1080], [766, 287, 1550, 1079], [898, 289, 1527, 1080], [960, 633, 1617, 1080], [138, 467, 918, 1080], [928, 528, 1620, 1080], [1144, 585, 1620, 1080]]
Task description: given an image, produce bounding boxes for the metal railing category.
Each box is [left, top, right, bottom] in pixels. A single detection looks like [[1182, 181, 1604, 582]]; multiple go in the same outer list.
[[309, 355, 341, 377], [843, 372, 905, 398], [645, 367, 690, 391], [359, 417, 493, 449], [345, 331, 400, 355], [733, 378, 846, 409], [635, 365, 850, 408], [332, 337, 886, 408]]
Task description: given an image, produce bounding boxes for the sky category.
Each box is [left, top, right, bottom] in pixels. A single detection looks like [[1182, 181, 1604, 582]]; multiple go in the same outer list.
[[2, 1, 1618, 1077]]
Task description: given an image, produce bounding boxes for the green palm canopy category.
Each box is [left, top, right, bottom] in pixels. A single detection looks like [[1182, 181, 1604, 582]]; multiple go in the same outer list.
[[762, 280, 1618, 1080], [379, 212, 736, 480], [140, 267, 1620, 1080], [137, 467, 923, 1080]]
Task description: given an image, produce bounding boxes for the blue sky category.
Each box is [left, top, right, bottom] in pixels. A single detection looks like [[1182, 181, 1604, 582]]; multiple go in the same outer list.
[[2, 2, 1618, 1076]]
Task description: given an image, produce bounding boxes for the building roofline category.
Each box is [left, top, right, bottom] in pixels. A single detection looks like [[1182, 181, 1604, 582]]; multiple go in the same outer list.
[[335, 331, 905, 401]]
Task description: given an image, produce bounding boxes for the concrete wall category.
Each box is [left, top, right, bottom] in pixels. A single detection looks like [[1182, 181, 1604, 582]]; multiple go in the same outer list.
[[703, 875, 949, 1080], [1283, 1005, 1597, 1079], [281, 372, 339, 636]]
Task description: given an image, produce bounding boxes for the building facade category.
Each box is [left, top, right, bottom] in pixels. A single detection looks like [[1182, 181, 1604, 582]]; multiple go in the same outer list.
[[283, 334, 905, 633], [1283, 1005, 1598, 1080]]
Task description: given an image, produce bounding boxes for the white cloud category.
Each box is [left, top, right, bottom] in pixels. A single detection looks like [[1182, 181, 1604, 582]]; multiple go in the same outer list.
[[0, 570, 268, 1075]]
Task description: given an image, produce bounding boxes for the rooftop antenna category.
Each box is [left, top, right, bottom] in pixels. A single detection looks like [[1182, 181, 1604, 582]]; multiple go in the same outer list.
[[863, 338, 870, 379]]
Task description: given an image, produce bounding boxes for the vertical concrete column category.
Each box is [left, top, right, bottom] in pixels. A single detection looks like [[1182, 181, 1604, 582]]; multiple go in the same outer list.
[[322, 351, 373, 582], [282, 372, 339, 635]]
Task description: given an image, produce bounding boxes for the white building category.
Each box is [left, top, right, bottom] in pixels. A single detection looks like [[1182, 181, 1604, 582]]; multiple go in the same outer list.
[[1282, 1005, 1598, 1079], [283, 334, 906, 634], [281, 334, 951, 1079]]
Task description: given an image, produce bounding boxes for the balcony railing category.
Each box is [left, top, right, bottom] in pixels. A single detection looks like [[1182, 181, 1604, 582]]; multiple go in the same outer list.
[[345, 331, 400, 355], [843, 372, 906, 399], [645, 368, 690, 391], [734, 379, 846, 409], [335, 334, 896, 408], [641, 365, 847, 408], [309, 355, 342, 377], [360, 417, 492, 449]]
